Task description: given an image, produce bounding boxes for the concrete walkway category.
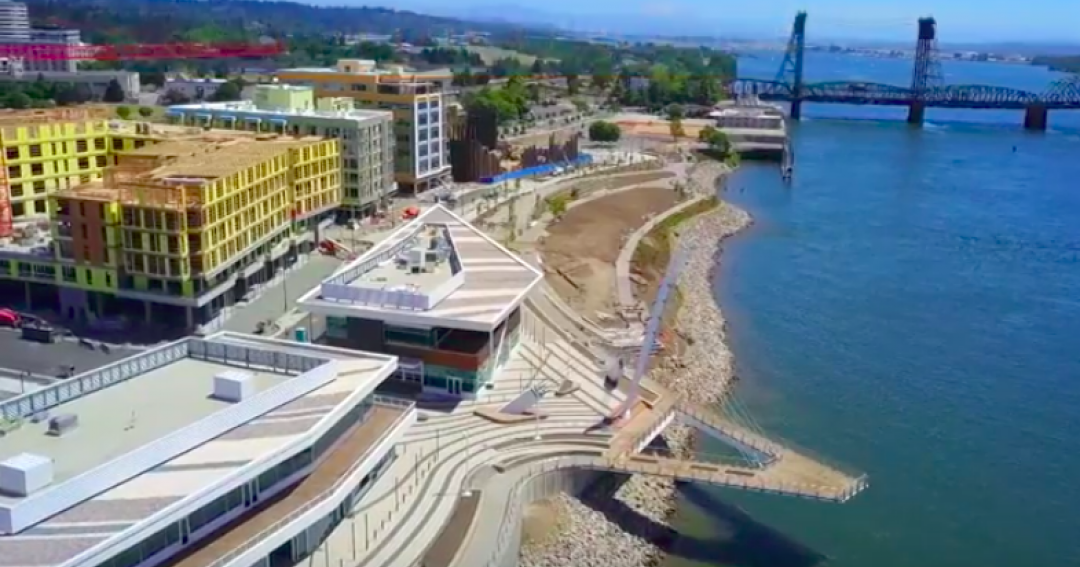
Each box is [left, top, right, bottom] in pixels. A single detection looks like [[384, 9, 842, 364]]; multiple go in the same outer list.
[[614, 196, 709, 308]]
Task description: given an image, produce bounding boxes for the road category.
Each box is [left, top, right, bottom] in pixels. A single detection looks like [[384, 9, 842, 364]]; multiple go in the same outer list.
[[0, 329, 139, 399], [222, 255, 344, 334]]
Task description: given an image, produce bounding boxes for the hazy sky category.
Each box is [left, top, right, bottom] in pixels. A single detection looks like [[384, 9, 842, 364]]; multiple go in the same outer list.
[[360, 0, 1080, 43]]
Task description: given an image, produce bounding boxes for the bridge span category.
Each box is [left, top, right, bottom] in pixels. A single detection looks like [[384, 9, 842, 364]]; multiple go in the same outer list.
[[739, 12, 1080, 130]]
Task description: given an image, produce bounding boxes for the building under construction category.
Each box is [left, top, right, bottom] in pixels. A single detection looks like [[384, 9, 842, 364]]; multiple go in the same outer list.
[[448, 106, 583, 183], [0, 112, 341, 331]]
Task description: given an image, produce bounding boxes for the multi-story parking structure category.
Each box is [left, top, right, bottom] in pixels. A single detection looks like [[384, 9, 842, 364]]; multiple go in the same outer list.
[[276, 60, 451, 194], [0, 331, 412, 567], [166, 84, 395, 218], [1, 117, 342, 330], [298, 205, 543, 398]]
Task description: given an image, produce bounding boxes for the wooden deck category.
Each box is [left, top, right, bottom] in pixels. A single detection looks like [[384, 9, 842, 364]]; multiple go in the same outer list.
[[164, 405, 405, 567]]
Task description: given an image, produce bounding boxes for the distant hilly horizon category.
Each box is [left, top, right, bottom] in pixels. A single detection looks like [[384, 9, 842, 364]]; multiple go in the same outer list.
[[308, 0, 1080, 53]]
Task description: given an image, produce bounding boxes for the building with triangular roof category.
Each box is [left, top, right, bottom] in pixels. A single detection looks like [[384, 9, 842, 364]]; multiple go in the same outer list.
[[298, 204, 542, 398]]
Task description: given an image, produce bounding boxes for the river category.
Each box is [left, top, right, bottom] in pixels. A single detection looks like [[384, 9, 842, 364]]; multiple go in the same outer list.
[[663, 52, 1080, 567]]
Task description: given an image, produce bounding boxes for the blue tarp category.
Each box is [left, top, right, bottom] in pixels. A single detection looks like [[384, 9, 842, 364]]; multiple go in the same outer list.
[[479, 153, 594, 184]]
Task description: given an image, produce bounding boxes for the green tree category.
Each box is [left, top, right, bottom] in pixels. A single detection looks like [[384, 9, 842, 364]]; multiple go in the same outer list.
[[545, 194, 569, 217], [669, 116, 685, 141], [666, 104, 685, 121], [699, 125, 730, 156], [2, 92, 32, 109], [103, 79, 126, 103], [138, 106, 155, 118], [116, 105, 133, 119], [209, 81, 242, 102], [588, 120, 621, 142]]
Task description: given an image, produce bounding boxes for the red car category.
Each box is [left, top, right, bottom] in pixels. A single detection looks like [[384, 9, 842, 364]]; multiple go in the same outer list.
[[0, 308, 20, 328]]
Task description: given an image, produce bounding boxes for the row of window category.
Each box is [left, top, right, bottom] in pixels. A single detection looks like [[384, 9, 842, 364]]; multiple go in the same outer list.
[[4, 137, 106, 161], [93, 394, 379, 567], [7, 155, 106, 180]]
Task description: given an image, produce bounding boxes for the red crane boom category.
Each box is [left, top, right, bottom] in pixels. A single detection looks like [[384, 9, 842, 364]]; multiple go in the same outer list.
[[0, 41, 285, 61]]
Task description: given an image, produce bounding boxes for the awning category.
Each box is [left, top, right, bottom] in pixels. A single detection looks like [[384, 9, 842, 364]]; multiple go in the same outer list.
[[269, 118, 287, 124], [244, 117, 261, 122], [217, 115, 237, 121]]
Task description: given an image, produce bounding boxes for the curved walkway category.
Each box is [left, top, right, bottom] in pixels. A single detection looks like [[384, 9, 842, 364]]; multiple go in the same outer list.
[[614, 196, 708, 309]]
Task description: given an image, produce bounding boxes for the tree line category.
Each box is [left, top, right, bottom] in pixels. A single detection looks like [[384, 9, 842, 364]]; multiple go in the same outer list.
[[0, 77, 127, 109]]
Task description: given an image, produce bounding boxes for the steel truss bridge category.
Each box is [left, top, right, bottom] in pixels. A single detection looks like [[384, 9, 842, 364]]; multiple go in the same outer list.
[[738, 12, 1080, 129]]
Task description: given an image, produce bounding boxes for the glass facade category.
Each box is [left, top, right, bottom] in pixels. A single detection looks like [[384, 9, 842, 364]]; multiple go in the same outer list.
[[93, 393, 378, 567]]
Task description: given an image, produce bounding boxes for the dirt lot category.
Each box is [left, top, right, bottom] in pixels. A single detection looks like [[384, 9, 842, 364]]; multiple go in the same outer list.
[[616, 118, 714, 140], [549, 171, 674, 201], [540, 186, 680, 318]]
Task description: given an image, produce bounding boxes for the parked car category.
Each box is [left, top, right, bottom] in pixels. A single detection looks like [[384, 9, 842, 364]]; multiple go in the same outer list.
[[0, 308, 20, 328]]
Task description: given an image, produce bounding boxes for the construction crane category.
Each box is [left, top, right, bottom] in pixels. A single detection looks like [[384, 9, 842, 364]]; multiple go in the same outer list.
[[0, 40, 285, 62]]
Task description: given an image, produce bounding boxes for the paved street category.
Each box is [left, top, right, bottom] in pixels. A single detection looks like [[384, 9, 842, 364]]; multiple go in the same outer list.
[[222, 255, 344, 334], [0, 329, 139, 399]]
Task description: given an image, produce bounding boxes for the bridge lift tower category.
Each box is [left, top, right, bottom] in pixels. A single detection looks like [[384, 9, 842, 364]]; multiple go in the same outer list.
[[776, 11, 808, 120], [908, 17, 943, 125]]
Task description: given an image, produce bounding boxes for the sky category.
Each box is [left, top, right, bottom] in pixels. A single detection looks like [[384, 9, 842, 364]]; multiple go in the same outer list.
[[353, 0, 1080, 43]]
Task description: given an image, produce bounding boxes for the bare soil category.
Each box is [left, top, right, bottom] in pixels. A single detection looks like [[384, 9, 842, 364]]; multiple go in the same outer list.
[[549, 171, 674, 202], [540, 186, 680, 318]]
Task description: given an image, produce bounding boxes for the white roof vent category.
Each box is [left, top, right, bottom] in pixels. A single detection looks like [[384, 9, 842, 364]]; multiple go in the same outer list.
[[0, 453, 54, 497], [213, 370, 255, 403]]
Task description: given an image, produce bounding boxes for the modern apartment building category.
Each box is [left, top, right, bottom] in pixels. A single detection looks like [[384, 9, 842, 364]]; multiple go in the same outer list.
[[167, 84, 395, 216], [0, 112, 342, 330], [0, 331, 414, 567], [298, 205, 542, 398], [276, 59, 451, 194]]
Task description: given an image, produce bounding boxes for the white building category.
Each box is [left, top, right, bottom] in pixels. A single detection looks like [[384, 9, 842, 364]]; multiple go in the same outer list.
[[0, 68, 139, 100], [298, 205, 543, 398], [0, 332, 412, 567], [163, 77, 229, 101]]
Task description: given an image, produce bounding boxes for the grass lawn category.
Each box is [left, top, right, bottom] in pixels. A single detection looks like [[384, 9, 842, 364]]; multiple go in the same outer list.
[[101, 103, 169, 122]]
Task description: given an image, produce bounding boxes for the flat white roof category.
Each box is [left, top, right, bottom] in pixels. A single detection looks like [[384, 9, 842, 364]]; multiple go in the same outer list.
[[299, 205, 542, 332], [0, 359, 289, 501], [0, 333, 399, 567], [167, 102, 390, 123]]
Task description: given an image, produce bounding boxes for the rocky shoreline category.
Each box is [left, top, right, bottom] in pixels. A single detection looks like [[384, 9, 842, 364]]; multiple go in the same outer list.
[[520, 162, 753, 567]]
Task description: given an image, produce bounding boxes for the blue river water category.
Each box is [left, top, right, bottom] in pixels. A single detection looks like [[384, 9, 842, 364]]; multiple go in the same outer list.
[[663, 52, 1080, 567]]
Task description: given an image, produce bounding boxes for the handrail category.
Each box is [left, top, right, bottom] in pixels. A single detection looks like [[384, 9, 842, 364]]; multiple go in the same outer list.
[[589, 458, 867, 503], [677, 401, 784, 459], [204, 398, 415, 567]]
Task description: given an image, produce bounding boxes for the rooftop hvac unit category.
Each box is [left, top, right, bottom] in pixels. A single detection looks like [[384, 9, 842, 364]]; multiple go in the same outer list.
[[407, 247, 426, 274], [0, 453, 54, 496], [47, 413, 78, 437], [213, 370, 254, 403]]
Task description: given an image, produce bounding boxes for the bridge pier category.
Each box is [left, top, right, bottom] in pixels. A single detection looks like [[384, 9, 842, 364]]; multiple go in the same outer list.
[[789, 99, 803, 120], [907, 101, 925, 126], [1024, 104, 1048, 131]]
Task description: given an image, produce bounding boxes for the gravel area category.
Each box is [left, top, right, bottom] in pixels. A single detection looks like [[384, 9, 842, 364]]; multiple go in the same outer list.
[[521, 160, 753, 567]]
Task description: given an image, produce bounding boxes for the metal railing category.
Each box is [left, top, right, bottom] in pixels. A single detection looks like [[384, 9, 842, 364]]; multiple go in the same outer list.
[[204, 398, 415, 567], [590, 458, 868, 503]]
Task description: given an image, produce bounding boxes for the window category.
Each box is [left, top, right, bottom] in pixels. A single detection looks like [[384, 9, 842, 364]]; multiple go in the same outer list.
[[33, 181, 45, 194], [96, 156, 106, 167], [28, 144, 41, 157], [9, 183, 22, 197], [62, 266, 77, 282], [77, 157, 89, 170], [5, 147, 17, 159], [30, 163, 43, 176], [11, 202, 23, 217], [94, 138, 106, 150], [76, 139, 88, 153]]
